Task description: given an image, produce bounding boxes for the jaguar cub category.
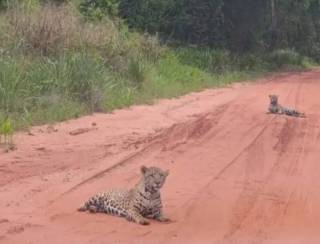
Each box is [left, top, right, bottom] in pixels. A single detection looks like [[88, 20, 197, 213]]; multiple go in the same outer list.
[[78, 166, 170, 225], [268, 94, 305, 117]]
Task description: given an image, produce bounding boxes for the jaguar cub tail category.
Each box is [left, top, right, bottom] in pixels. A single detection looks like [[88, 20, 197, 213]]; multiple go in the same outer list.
[[299, 112, 306, 118], [284, 109, 306, 118]]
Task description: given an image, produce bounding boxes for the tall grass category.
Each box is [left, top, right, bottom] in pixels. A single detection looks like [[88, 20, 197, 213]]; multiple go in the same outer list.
[[267, 49, 314, 69], [1, 4, 123, 55], [175, 48, 234, 73], [127, 57, 149, 88], [0, 53, 107, 127]]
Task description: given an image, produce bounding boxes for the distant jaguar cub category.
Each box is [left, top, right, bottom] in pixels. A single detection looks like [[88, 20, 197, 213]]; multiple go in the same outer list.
[[268, 94, 305, 117], [78, 166, 170, 225]]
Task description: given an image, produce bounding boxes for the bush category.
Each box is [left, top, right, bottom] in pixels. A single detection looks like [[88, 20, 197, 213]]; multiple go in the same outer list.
[[0, 51, 109, 124], [41, 0, 67, 4], [2, 4, 123, 55], [0, 56, 29, 114], [139, 33, 167, 63], [56, 52, 108, 111], [119, 0, 226, 47], [79, 0, 119, 20], [267, 49, 304, 68], [0, 0, 6, 10], [175, 48, 233, 73], [237, 53, 266, 71], [4, 5, 80, 55], [127, 56, 148, 88]]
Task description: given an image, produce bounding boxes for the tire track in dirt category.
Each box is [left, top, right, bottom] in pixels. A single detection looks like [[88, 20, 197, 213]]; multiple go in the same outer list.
[[160, 76, 312, 243], [223, 119, 308, 242], [213, 118, 273, 181], [221, 80, 311, 243], [50, 102, 232, 203], [155, 87, 279, 242]]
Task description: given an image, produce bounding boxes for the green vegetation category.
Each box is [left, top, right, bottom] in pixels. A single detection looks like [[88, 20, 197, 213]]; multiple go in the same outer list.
[[79, 0, 119, 20], [0, 1, 317, 132], [0, 117, 14, 148], [118, 0, 320, 61]]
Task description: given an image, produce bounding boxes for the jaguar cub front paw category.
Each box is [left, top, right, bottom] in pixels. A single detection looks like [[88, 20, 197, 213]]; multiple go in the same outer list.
[[88, 205, 98, 213], [139, 219, 150, 225], [157, 216, 171, 222]]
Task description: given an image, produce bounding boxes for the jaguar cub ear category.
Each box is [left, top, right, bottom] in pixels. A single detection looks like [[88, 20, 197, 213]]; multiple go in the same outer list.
[[141, 165, 148, 174], [164, 170, 169, 177]]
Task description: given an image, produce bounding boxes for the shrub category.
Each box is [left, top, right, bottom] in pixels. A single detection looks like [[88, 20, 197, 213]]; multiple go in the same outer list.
[[0, 56, 29, 114], [238, 53, 266, 71], [41, 0, 67, 5], [0, 0, 6, 10], [127, 56, 148, 88], [267, 49, 304, 68], [175, 48, 233, 73], [0, 51, 109, 124], [0, 117, 14, 146], [79, 0, 119, 20], [2, 4, 122, 55], [4, 5, 78, 55], [139, 33, 167, 63], [57, 52, 108, 111]]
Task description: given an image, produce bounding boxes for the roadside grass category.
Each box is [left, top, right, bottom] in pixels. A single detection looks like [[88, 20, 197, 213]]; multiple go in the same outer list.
[[0, 3, 316, 132]]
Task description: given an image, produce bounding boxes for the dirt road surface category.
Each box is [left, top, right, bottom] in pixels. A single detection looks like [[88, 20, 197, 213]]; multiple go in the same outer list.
[[1, 70, 320, 244]]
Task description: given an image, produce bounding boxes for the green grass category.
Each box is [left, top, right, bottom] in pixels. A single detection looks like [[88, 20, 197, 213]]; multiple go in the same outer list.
[[267, 49, 315, 70], [0, 52, 110, 128], [0, 3, 316, 131], [0, 48, 268, 130], [0, 117, 14, 146], [0, 46, 313, 131]]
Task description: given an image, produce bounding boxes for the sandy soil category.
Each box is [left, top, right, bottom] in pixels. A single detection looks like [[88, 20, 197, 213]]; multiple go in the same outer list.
[[1, 70, 320, 244]]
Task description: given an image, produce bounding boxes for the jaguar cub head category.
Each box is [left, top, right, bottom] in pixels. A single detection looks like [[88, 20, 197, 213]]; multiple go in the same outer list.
[[269, 94, 279, 105], [140, 165, 169, 193]]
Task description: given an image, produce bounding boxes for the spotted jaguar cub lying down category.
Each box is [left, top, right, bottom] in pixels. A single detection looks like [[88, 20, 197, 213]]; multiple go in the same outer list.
[[78, 166, 170, 225], [268, 94, 305, 117]]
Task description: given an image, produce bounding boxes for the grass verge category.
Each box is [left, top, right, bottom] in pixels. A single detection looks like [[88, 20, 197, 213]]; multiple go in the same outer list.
[[0, 3, 316, 134]]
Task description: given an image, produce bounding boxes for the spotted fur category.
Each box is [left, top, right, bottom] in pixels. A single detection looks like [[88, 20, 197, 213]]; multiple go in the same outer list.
[[268, 94, 305, 117], [78, 166, 170, 225]]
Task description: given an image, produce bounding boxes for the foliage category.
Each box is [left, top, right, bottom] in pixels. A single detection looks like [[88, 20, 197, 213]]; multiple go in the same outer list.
[[267, 49, 304, 68], [2, 5, 124, 55], [0, 2, 317, 131], [0, 117, 14, 146], [79, 0, 119, 20], [0, 0, 6, 9], [127, 57, 148, 88], [117, 0, 320, 57], [175, 48, 233, 73]]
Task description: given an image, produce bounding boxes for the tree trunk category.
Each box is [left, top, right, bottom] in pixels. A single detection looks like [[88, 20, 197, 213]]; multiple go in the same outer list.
[[271, 0, 277, 30]]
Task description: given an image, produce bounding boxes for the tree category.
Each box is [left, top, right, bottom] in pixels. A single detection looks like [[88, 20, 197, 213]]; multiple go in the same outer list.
[[114, 0, 320, 55]]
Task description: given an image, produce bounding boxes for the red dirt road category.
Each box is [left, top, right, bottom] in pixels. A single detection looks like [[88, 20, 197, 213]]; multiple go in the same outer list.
[[1, 70, 320, 244]]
